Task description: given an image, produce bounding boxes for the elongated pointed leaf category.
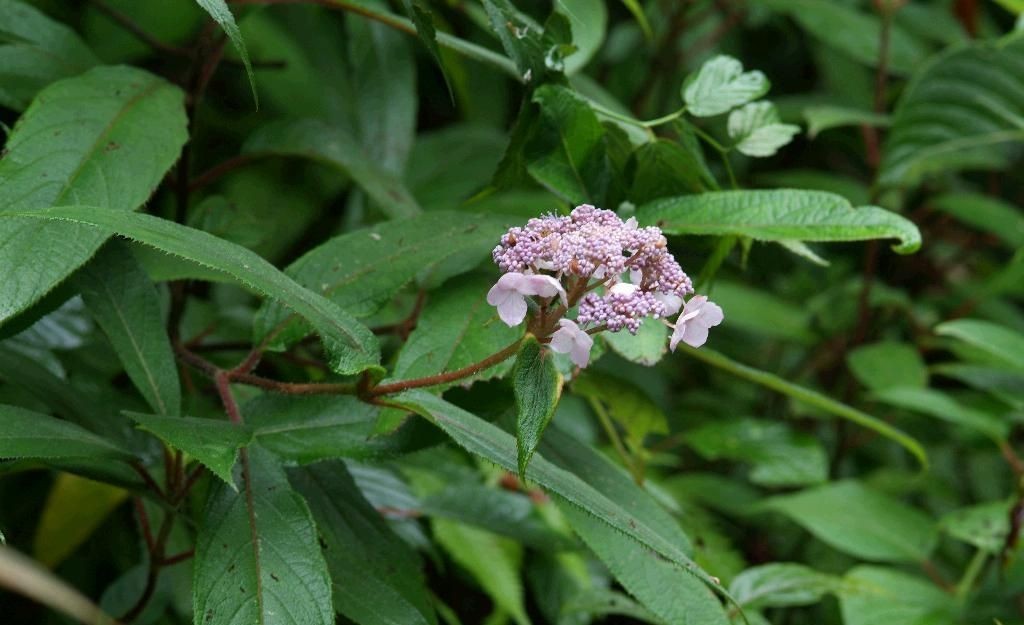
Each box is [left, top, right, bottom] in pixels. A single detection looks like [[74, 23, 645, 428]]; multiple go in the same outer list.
[[936, 318, 1024, 371], [0, 404, 132, 461], [871, 387, 1009, 441], [255, 213, 510, 349], [513, 336, 562, 478], [639, 189, 921, 253], [194, 0, 256, 104], [75, 242, 180, 416], [34, 473, 128, 568], [803, 105, 889, 138], [0, 66, 187, 325], [193, 446, 333, 625], [839, 566, 955, 625], [729, 563, 840, 610], [388, 391, 733, 603], [126, 413, 252, 486], [0, 0, 99, 111], [290, 461, 436, 625], [402, 0, 453, 98], [4, 207, 382, 376], [244, 119, 420, 217]]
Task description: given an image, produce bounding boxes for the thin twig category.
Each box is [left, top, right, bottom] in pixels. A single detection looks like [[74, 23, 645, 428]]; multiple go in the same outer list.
[[367, 339, 523, 396]]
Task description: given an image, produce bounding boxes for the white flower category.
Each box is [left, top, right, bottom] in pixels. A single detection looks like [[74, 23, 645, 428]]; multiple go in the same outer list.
[[548, 319, 594, 368], [608, 282, 639, 296], [487, 272, 568, 327], [654, 292, 683, 316], [669, 295, 724, 350]]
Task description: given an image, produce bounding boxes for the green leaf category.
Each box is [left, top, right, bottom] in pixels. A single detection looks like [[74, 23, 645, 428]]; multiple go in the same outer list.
[[685, 418, 828, 487], [763, 481, 937, 563], [933, 363, 1024, 410], [513, 336, 563, 478], [838, 566, 955, 625], [254, 213, 511, 349], [560, 504, 729, 625], [194, 446, 333, 625], [639, 189, 922, 254], [74, 242, 180, 416], [572, 371, 668, 453], [753, 0, 928, 75], [401, 0, 453, 98], [0, 404, 132, 461], [0, 0, 99, 111], [727, 102, 800, 157], [290, 461, 437, 625], [0, 66, 187, 325], [391, 274, 524, 388], [847, 341, 928, 392], [33, 473, 128, 568], [710, 281, 814, 343], [626, 139, 715, 204], [602, 318, 669, 366], [871, 386, 1009, 441], [803, 105, 890, 138], [682, 55, 769, 117], [527, 84, 611, 204], [434, 519, 530, 625], [126, 413, 252, 486], [388, 391, 732, 602], [879, 37, 1024, 187], [936, 318, 1024, 372], [247, 394, 441, 463], [729, 563, 839, 610], [243, 119, 421, 218], [194, 0, 256, 105], [556, 0, 607, 74], [5, 207, 382, 376], [932, 192, 1024, 249], [406, 125, 507, 211], [480, 0, 547, 81], [941, 500, 1011, 553]]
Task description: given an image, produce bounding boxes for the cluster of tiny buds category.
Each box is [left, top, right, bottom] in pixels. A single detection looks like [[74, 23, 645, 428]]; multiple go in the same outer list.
[[491, 204, 693, 334], [486, 205, 722, 368]]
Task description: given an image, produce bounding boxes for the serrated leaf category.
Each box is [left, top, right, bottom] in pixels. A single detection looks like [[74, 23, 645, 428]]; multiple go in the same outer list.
[[803, 105, 890, 138], [126, 413, 252, 486], [685, 418, 828, 487], [839, 566, 955, 625], [402, 0, 453, 98], [5, 207, 382, 376], [254, 213, 510, 349], [243, 119, 421, 218], [0, 0, 99, 111], [682, 55, 769, 117], [932, 192, 1024, 249], [879, 37, 1024, 187], [763, 481, 937, 563], [729, 563, 839, 610], [194, 0, 256, 105], [627, 138, 715, 204], [75, 242, 180, 416], [847, 341, 928, 392], [34, 473, 128, 568], [513, 336, 563, 478], [391, 274, 524, 389], [526, 84, 611, 205], [871, 386, 1009, 441], [639, 189, 921, 253], [727, 102, 800, 157], [247, 394, 441, 463], [193, 446, 333, 625], [290, 461, 436, 625], [0, 404, 133, 461], [556, 0, 606, 74], [480, 0, 547, 81], [936, 319, 1024, 372], [0, 66, 187, 325], [388, 392, 735, 605]]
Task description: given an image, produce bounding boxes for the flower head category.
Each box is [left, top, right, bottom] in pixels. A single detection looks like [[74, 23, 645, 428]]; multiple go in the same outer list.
[[548, 319, 594, 368], [669, 295, 724, 350]]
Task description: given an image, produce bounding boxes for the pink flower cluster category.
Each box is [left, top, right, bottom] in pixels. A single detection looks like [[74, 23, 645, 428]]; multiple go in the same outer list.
[[487, 205, 722, 368]]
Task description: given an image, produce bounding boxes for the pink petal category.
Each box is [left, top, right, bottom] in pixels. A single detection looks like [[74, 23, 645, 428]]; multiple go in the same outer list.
[[682, 323, 710, 348], [548, 327, 575, 354], [496, 293, 528, 326], [520, 274, 567, 306], [697, 300, 724, 328]]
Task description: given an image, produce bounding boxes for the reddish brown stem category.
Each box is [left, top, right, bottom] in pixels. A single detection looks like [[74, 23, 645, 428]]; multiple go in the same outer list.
[[133, 498, 156, 553], [187, 154, 261, 192], [159, 549, 195, 566], [214, 372, 243, 424], [368, 339, 523, 397], [130, 461, 166, 501]]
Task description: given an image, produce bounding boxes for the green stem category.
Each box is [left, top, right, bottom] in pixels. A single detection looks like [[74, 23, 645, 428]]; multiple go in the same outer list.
[[682, 346, 929, 469], [955, 549, 988, 601], [588, 102, 687, 129], [587, 397, 642, 484]]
